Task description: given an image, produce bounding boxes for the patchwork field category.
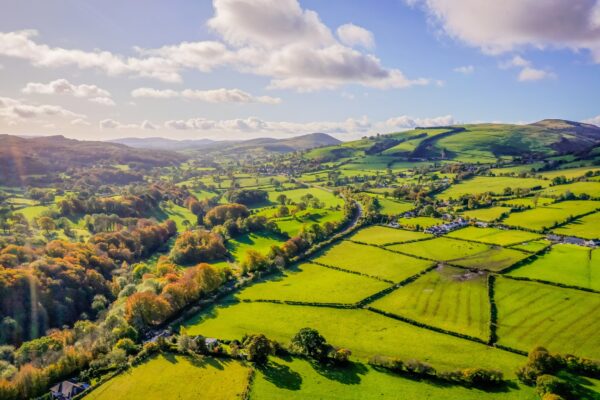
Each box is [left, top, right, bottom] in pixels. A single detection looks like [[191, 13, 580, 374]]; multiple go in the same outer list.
[[388, 237, 530, 271], [542, 181, 600, 198], [251, 357, 536, 400], [370, 266, 490, 340], [495, 278, 600, 358], [509, 240, 551, 253], [446, 227, 542, 246], [268, 187, 343, 208], [374, 197, 415, 215], [396, 216, 443, 229], [459, 207, 511, 222], [508, 244, 600, 290], [348, 225, 432, 245], [313, 241, 434, 282], [501, 197, 554, 208], [84, 354, 250, 400], [182, 301, 526, 375], [227, 231, 284, 262], [437, 176, 549, 200], [237, 263, 390, 304], [553, 212, 600, 239], [502, 200, 600, 231]]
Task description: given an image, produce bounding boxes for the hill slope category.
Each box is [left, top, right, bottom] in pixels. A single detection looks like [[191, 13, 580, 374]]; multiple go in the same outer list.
[[0, 134, 185, 185], [109, 137, 215, 150]]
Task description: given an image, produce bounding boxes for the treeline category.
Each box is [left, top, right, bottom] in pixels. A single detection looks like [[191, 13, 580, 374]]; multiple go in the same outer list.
[[0, 220, 176, 345]]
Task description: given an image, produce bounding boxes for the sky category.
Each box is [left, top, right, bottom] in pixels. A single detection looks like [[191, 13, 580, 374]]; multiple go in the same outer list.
[[1, 0, 600, 141]]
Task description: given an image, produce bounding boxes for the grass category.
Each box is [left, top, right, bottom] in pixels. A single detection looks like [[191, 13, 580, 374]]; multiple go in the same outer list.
[[501, 197, 554, 208], [397, 217, 443, 229], [274, 209, 345, 237], [542, 182, 600, 198], [227, 231, 284, 262], [238, 263, 390, 304], [182, 301, 526, 375], [251, 356, 536, 400], [436, 176, 549, 200], [157, 202, 197, 232], [460, 207, 511, 222], [495, 277, 600, 359], [537, 167, 600, 180], [268, 187, 343, 208], [446, 227, 542, 246], [375, 197, 415, 215], [18, 204, 51, 221], [84, 354, 250, 400], [371, 266, 490, 340], [508, 244, 600, 290], [313, 241, 434, 282], [348, 225, 432, 245], [509, 240, 551, 253], [502, 200, 600, 231], [388, 237, 530, 272], [553, 212, 600, 239]]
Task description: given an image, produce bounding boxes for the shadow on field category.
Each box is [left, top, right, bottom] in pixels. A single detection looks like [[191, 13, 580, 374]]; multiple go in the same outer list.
[[310, 360, 368, 385], [258, 360, 302, 390]]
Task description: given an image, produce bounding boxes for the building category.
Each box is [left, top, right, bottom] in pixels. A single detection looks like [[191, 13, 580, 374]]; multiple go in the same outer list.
[[50, 380, 89, 400]]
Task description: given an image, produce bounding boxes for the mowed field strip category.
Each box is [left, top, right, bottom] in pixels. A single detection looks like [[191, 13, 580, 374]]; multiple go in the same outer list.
[[313, 240, 434, 282], [387, 237, 530, 272], [370, 266, 490, 340], [237, 262, 391, 304], [495, 277, 600, 359]]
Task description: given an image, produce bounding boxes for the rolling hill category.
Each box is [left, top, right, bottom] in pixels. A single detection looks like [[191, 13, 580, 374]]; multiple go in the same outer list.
[[305, 119, 600, 163], [0, 134, 185, 185]]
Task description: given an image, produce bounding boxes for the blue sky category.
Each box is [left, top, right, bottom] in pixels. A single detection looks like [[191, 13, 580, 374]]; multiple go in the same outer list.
[[1, 0, 599, 140]]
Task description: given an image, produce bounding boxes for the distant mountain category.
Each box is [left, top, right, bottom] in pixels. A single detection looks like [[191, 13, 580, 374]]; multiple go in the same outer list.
[[109, 137, 215, 151], [304, 119, 600, 162], [0, 134, 185, 185], [114, 132, 342, 154]]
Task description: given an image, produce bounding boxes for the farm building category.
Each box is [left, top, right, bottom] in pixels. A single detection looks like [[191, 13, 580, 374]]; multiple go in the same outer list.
[[50, 380, 89, 399]]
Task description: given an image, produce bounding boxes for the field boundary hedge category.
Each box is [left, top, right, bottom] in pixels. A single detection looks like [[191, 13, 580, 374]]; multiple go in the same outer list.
[[311, 260, 395, 283], [500, 274, 600, 294], [487, 274, 498, 345]]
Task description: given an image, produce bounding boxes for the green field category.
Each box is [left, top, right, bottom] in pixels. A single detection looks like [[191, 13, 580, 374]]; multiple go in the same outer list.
[[348, 225, 432, 245], [156, 202, 198, 231], [84, 354, 250, 400], [509, 240, 551, 253], [274, 209, 345, 237], [18, 204, 52, 221], [182, 302, 526, 375], [314, 241, 433, 282], [446, 227, 542, 246], [459, 207, 511, 222], [371, 266, 490, 340], [251, 357, 535, 400], [542, 181, 600, 198], [437, 176, 549, 200], [502, 200, 600, 231], [227, 232, 285, 262], [537, 167, 600, 180], [374, 197, 415, 215], [396, 216, 443, 229], [553, 212, 600, 239], [238, 263, 390, 304], [267, 187, 343, 208], [495, 278, 600, 358], [508, 244, 600, 290], [501, 197, 554, 208], [388, 237, 529, 271]]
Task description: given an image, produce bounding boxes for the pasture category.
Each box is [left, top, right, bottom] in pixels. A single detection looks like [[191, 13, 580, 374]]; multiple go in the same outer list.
[[495, 278, 600, 359], [267, 187, 343, 208], [501, 197, 554, 208], [509, 240, 551, 253], [375, 197, 415, 215], [537, 167, 600, 180], [459, 207, 511, 222], [553, 212, 600, 239], [84, 354, 250, 400], [227, 232, 284, 262], [348, 225, 432, 245], [370, 266, 490, 340], [237, 263, 390, 304], [251, 357, 536, 400], [446, 227, 542, 246], [397, 216, 443, 229], [182, 301, 526, 375], [388, 237, 529, 271], [313, 241, 434, 282], [508, 244, 600, 290], [502, 200, 600, 231], [436, 176, 549, 200], [542, 181, 600, 198]]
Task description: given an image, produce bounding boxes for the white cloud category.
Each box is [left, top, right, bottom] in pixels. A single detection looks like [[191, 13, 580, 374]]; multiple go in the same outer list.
[[377, 115, 455, 130], [0, 96, 84, 123], [141, 120, 158, 130], [582, 115, 600, 126], [0, 30, 181, 82], [22, 78, 110, 98], [518, 67, 556, 81], [453, 65, 474, 74], [408, 0, 600, 62], [70, 118, 91, 127], [337, 23, 375, 49], [500, 56, 556, 81], [132, 87, 281, 104], [89, 97, 116, 106], [99, 119, 138, 129]]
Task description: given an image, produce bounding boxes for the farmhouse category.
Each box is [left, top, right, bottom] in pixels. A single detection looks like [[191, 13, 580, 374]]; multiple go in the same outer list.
[[50, 380, 89, 399]]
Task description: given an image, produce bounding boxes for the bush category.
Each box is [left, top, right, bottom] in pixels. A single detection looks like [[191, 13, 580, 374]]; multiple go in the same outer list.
[[536, 375, 574, 398]]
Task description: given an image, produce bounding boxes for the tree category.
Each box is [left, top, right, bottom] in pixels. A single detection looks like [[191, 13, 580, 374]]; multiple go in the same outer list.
[[276, 194, 288, 205], [124, 292, 171, 329], [291, 328, 327, 359], [37, 216, 55, 234], [239, 249, 270, 274], [243, 334, 272, 364]]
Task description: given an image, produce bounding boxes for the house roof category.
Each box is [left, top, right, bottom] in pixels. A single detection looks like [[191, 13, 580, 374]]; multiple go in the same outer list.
[[51, 380, 88, 397]]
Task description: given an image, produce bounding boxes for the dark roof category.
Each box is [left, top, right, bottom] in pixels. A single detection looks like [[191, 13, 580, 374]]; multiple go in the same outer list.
[[50, 380, 88, 398]]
